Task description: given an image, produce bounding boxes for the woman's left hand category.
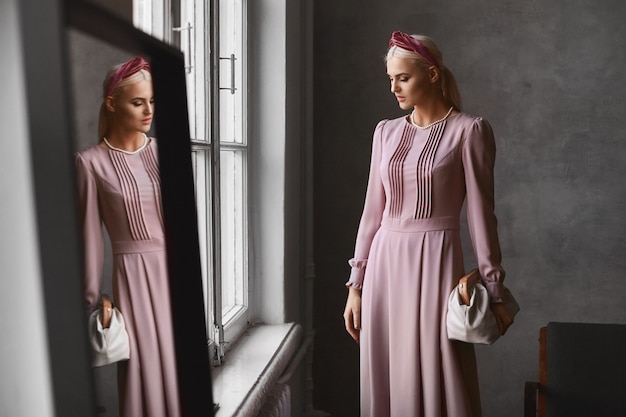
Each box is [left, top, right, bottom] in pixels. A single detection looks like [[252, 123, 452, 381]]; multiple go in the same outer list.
[[490, 303, 514, 335]]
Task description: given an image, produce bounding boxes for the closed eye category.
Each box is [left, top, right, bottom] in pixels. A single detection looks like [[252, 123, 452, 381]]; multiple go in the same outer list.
[[388, 76, 410, 82]]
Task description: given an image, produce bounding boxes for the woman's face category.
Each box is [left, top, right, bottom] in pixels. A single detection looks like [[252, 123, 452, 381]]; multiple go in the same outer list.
[[386, 56, 433, 111], [110, 79, 154, 134]]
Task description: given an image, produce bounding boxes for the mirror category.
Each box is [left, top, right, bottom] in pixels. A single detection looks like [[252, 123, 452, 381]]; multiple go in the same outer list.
[[64, 1, 213, 415]]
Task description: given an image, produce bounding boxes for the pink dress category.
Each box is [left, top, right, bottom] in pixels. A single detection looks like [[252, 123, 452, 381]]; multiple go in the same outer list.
[[347, 113, 506, 417], [76, 139, 180, 417]]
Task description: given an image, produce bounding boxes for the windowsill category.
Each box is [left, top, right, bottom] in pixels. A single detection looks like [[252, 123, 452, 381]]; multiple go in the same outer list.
[[211, 322, 303, 417]]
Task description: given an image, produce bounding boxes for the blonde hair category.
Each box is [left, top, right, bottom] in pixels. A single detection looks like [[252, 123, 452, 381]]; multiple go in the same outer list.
[[98, 68, 152, 140], [386, 34, 462, 111]]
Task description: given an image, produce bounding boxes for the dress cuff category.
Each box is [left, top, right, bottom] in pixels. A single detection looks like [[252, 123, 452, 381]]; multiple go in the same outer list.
[[485, 281, 505, 303], [346, 258, 367, 289]]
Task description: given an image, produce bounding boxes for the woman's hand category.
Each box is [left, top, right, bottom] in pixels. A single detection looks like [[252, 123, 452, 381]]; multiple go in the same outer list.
[[490, 302, 514, 335], [343, 287, 362, 343], [100, 294, 113, 329]]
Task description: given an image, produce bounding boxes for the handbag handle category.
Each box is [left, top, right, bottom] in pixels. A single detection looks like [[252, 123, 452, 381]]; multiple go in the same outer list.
[[458, 269, 481, 306], [100, 294, 113, 329]]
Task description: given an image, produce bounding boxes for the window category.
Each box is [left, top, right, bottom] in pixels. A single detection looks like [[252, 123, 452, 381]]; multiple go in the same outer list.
[[134, 0, 248, 364]]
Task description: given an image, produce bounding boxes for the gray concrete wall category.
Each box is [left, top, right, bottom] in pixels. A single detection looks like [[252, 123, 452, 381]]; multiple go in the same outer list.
[[312, 1, 626, 416]]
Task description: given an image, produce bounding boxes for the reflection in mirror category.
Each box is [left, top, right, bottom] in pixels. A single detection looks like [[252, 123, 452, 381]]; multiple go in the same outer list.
[[67, 29, 179, 417], [64, 2, 214, 414]]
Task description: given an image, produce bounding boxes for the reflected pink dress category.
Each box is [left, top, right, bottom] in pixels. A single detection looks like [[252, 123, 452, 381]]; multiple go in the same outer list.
[[347, 113, 506, 417], [75, 138, 180, 417]]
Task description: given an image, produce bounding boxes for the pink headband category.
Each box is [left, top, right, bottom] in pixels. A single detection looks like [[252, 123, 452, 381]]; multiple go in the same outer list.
[[388, 31, 439, 68], [105, 56, 151, 97]]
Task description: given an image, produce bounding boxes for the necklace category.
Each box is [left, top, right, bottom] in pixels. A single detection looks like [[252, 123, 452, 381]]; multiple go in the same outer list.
[[103, 134, 149, 154], [411, 106, 454, 129]]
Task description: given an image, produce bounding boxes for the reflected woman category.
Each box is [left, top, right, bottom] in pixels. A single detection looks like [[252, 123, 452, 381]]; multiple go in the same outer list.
[[75, 56, 180, 417]]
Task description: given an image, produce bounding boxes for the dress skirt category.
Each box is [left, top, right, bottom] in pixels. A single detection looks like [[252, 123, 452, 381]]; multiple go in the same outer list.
[[112, 239, 180, 417], [359, 217, 482, 417]]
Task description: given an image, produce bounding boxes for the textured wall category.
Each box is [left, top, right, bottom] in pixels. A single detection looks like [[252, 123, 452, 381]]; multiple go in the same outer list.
[[312, 1, 626, 416]]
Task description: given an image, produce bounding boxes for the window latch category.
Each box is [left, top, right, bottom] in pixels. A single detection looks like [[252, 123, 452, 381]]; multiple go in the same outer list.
[[219, 54, 237, 94], [172, 22, 193, 74], [212, 324, 228, 366]]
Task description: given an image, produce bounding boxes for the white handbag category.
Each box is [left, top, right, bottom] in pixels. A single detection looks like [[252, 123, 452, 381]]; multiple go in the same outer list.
[[446, 269, 520, 345], [88, 295, 130, 367]]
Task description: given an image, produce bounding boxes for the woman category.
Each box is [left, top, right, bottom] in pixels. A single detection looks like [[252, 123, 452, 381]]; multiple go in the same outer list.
[[343, 32, 513, 417], [75, 56, 180, 417]]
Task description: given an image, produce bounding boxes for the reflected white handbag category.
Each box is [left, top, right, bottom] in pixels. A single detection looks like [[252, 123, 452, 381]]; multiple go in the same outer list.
[[88, 295, 130, 367], [446, 269, 520, 345]]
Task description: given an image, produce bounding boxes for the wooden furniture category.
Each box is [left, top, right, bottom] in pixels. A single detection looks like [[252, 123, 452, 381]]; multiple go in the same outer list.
[[525, 322, 626, 417]]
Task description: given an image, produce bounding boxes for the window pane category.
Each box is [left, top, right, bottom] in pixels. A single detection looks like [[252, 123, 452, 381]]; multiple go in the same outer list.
[[133, 0, 170, 42], [139, 0, 251, 360], [191, 148, 215, 342], [219, 0, 244, 145], [219, 149, 246, 322], [181, 0, 207, 141]]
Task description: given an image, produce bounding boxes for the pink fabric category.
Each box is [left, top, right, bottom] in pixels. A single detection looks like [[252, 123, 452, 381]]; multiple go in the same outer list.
[[348, 113, 506, 416], [106, 56, 151, 97], [389, 31, 439, 68], [75, 139, 180, 417]]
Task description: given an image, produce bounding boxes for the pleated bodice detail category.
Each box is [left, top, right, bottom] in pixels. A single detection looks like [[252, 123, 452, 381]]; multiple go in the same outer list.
[[107, 147, 163, 241], [386, 121, 446, 219]]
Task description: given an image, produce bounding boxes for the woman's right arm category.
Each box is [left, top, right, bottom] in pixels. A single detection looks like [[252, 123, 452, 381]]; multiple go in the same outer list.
[[345, 120, 387, 289], [75, 153, 105, 311], [343, 120, 387, 341]]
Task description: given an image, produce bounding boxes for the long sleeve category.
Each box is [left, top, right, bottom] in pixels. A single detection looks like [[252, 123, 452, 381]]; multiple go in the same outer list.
[[75, 153, 105, 310], [462, 118, 506, 302], [346, 120, 388, 289]]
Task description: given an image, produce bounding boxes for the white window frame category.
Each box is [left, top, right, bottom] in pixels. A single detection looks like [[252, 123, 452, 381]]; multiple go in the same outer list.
[[133, 0, 249, 365]]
